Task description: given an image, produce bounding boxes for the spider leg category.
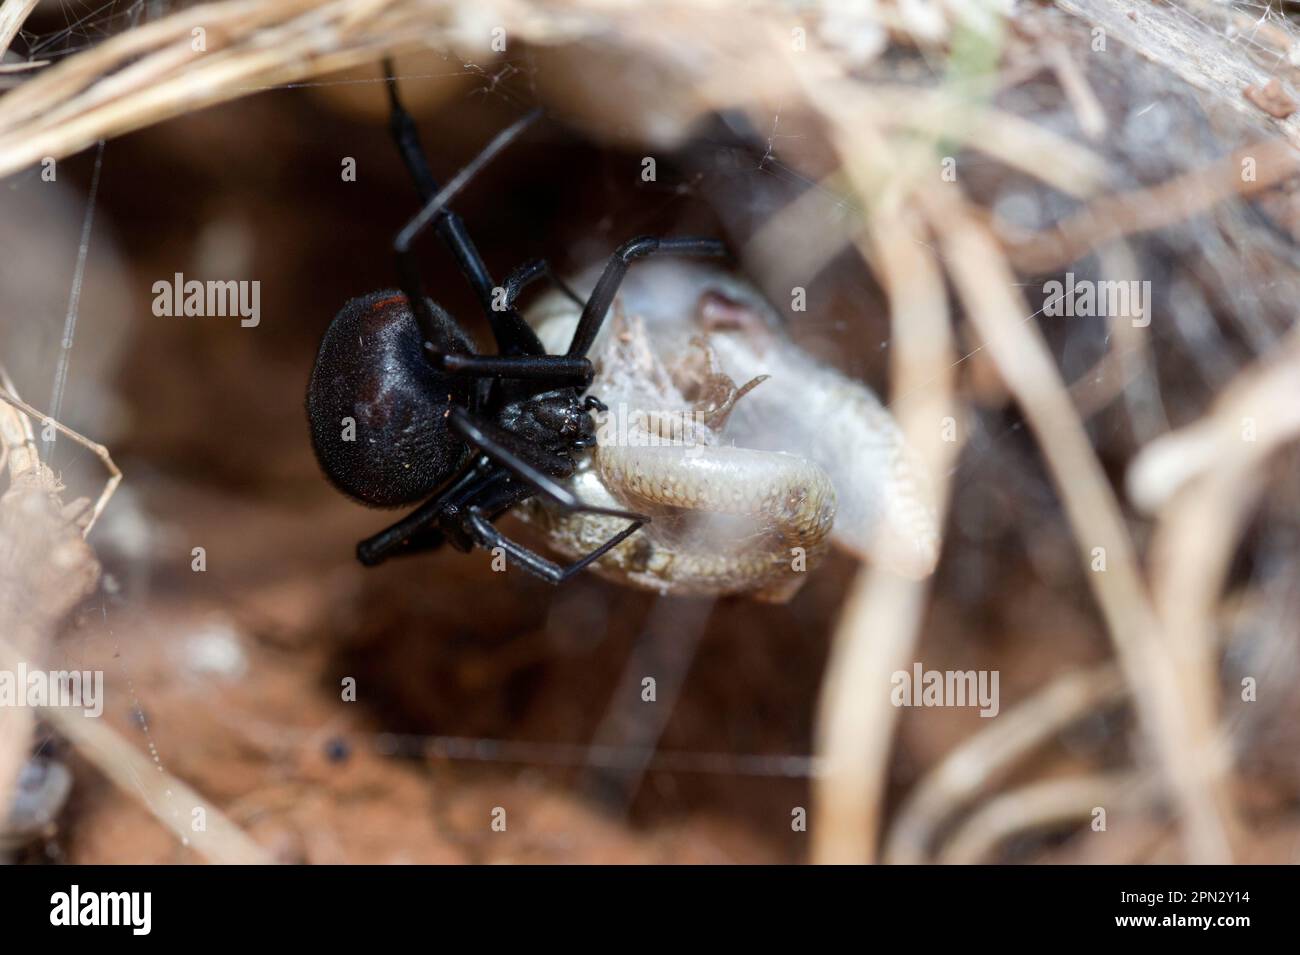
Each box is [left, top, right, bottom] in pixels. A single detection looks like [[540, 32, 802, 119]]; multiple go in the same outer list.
[[464, 506, 643, 585], [385, 57, 495, 301], [383, 60, 546, 357], [502, 257, 585, 309], [355, 460, 495, 566], [360, 525, 448, 563], [448, 407, 649, 524], [431, 352, 592, 385], [423, 257, 590, 377], [420, 259, 591, 379], [392, 110, 541, 353], [566, 236, 729, 358]]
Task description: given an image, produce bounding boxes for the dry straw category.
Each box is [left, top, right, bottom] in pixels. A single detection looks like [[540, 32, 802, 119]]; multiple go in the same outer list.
[[0, 370, 269, 863]]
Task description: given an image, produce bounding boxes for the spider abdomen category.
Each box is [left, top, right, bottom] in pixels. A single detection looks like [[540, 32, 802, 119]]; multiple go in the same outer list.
[[307, 289, 474, 507]]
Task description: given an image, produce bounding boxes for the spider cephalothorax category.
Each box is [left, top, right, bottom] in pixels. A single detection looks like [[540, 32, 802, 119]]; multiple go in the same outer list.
[[306, 61, 726, 582]]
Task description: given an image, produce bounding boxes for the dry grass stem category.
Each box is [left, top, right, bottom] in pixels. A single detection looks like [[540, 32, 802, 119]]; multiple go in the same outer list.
[[884, 665, 1126, 864], [0, 0, 37, 58], [937, 772, 1151, 864], [0, 386, 121, 537], [0, 373, 263, 863], [935, 199, 1235, 863], [38, 698, 274, 864], [1007, 140, 1300, 274], [811, 195, 956, 862]]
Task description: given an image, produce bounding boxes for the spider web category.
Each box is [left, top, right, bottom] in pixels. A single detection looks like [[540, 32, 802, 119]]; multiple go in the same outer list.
[[14, 0, 148, 62]]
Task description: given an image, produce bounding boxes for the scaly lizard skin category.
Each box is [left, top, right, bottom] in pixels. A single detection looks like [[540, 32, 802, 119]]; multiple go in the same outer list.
[[526, 262, 940, 585], [517, 309, 836, 602]]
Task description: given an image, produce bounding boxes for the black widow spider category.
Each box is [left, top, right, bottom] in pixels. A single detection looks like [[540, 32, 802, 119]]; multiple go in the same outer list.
[[307, 64, 727, 583]]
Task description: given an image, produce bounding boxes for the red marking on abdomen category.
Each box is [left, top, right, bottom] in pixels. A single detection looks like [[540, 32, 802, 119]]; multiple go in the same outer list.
[[370, 294, 406, 312]]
